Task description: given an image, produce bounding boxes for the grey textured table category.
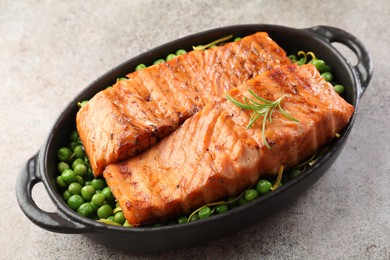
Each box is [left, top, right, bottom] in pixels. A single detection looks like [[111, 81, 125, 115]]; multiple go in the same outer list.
[[2, 1, 389, 259]]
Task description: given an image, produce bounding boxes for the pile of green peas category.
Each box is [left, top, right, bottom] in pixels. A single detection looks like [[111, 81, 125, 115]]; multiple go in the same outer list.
[[64, 36, 330, 227], [288, 51, 345, 95], [56, 130, 132, 227]]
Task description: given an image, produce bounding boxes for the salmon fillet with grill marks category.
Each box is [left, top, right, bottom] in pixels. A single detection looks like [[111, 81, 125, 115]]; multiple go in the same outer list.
[[103, 64, 354, 226], [76, 32, 291, 175]]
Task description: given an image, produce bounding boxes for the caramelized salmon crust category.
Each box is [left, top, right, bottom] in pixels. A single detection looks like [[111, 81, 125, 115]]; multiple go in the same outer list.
[[76, 32, 291, 176], [103, 64, 354, 226]]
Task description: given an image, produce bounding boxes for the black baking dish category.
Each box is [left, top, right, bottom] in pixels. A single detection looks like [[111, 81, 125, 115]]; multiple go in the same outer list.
[[16, 24, 373, 252]]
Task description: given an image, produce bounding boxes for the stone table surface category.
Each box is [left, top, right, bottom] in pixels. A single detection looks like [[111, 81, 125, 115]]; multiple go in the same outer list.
[[1, 0, 389, 259]]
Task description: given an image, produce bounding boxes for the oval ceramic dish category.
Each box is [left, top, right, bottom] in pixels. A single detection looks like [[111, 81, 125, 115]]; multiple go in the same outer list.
[[16, 24, 373, 252]]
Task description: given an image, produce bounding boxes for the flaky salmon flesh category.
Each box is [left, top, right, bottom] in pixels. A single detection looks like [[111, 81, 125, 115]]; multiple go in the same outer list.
[[103, 64, 354, 226], [76, 32, 291, 175]]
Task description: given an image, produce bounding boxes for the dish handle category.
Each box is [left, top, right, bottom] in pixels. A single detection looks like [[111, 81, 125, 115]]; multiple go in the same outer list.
[[307, 25, 373, 97], [16, 153, 88, 233]]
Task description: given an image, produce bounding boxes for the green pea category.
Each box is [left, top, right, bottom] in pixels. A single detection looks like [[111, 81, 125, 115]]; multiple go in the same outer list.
[[73, 164, 87, 176], [75, 175, 84, 186], [69, 130, 79, 142], [57, 147, 72, 162], [84, 160, 91, 168], [57, 162, 69, 174], [123, 220, 133, 227], [68, 194, 84, 210], [114, 212, 126, 225], [333, 84, 345, 95], [63, 190, 71, 201], [289, 169, 301, 179], [68, 182, 83, 195], [117, 77, 127, 81], [288, 55, 298, 63], [97, 204, 113, 219], [153, 59, 165, 65], [198, 206, 212, 219], [177, 216, 188, 224], [234, 37, 242, 42], [321, 72, 333, 82], [102, 187, 115, 201], [244, 189, 260, 202], [135, 64, 146, 71], [91, 179, 106, 191], [175, 49, 187, 56], [72, 158, 86, 169], [166, 54, 176, 61], [81, 185, 95, 201], [73, 145, 85, 159], [297, 57, 306, 66], [77, 202, 94, 217], [61, 169, 77, 185], [256, 179, 272, 194], [107, 216, 116, 223], [69, 141, 79, 151], [310, 59, 327, 72], [215, 204, 228, 214], [322, 65, 332, 73], [56, 176, 67, 188], [189, 214, 199, 222], [238, 196, 248, 206], [91, 193, 106, 208]]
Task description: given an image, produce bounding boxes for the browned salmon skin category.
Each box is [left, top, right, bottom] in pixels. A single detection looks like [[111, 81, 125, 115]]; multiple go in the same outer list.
[[76, 32, 291, 175], [103, 64, 354, 226]]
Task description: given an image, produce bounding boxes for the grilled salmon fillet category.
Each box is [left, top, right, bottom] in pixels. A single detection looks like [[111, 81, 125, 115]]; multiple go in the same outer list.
[[77, 32, 291, 175], [103, 64, 354, 226]]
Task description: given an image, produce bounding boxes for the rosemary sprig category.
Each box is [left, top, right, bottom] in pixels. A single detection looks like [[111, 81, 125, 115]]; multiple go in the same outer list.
[[192, 35, 233, 51], [226, 89, 299, 149]]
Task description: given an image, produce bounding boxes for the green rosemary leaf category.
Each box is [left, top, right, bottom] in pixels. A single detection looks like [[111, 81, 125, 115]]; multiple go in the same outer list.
[[247, 112, 262, 129], [225, 94, 252, 109], [247, 89, 272, 104], [268, 106, 275, 123], [278, 103, 299, 122], [262, 109, 271, 149]]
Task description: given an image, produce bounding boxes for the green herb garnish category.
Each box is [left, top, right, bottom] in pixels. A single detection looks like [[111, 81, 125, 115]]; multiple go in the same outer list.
[[226, 89, 299, 149], [193, 35, 233, 51]]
